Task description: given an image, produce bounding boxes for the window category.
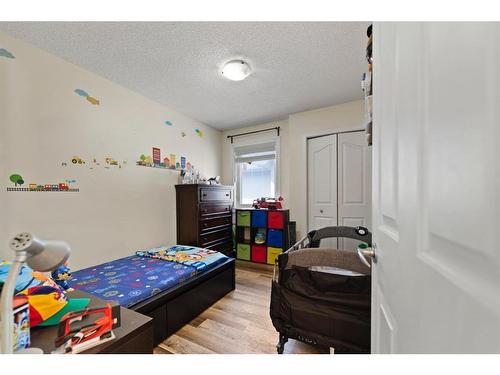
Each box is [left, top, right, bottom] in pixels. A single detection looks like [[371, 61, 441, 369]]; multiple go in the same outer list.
[[233, 141, 279, 207]]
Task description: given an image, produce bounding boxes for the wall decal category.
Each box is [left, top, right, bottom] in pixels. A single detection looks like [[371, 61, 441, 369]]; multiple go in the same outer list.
[[7, 175, 80, 192], [73, 88, 100, 106], [64, 156, 126, 170], [74, 89, 89, 97], [86, 96, 100, 106], [165, 120, 173, 126], [181, 132, 186, 137], [195, 129, 204, 138], [71, 156, 86, 165], [105, 157, 119, 166], [9, 174, 24, 187], [136, 148, 190, 171], [0, 48, 15, 59]]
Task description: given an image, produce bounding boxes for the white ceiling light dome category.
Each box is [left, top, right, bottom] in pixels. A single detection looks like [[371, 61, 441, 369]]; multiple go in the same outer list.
[[221, 60, 252, 81]]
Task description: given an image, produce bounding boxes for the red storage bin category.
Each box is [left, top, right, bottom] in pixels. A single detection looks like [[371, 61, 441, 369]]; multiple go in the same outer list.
[[268, 211, 284, 229], [251, 245, 267, 263]]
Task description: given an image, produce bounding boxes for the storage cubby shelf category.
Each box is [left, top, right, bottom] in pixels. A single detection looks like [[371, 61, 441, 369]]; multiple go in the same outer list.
[[235, 209, 290, 265]]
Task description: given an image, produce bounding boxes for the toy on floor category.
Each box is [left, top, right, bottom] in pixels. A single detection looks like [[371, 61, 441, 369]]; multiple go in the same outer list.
[[53, 303, 120, 354], [253, 196, 284, 210], [51, 263, 74, 292]]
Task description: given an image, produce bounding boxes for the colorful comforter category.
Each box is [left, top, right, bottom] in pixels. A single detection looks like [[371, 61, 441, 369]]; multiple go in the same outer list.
[[68, 246, 228, 308], [135, 245, 228, 272], [69, 255, 197, 307]]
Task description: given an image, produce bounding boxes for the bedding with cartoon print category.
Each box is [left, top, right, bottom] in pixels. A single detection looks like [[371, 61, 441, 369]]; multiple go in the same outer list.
[[135, 245, 228, 272]]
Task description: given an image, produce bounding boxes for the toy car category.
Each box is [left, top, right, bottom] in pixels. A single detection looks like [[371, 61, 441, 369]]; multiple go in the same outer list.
[[253, 196, 284, 210], [59, 183, 69, 191], [53, 303, 120, 354], [44, 184, 52, 191]]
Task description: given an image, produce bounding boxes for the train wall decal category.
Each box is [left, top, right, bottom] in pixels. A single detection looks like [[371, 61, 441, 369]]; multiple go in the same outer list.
[[7, 174, 79, 192]]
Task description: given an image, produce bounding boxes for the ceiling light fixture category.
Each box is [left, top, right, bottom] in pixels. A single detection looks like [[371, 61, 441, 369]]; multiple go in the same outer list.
[[221, 60, 251, 81]]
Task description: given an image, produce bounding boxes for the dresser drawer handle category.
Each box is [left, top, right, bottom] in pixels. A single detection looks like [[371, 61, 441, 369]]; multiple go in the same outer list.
[[225, 193, 229, 197], [202, 193, 207, 197], [225, 207, 228, 210]]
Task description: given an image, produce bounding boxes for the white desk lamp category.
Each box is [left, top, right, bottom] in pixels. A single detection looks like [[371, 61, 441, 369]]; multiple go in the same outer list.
[[0, 233, 70, 354]]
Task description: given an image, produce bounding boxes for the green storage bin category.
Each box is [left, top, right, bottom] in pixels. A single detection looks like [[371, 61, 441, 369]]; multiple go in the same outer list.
[[237, 210, 251, 227], [237, 243, 251, 260]]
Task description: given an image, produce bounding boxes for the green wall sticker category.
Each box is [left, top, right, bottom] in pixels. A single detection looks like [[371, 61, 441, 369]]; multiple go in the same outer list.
[[9, 174, 24, 187]]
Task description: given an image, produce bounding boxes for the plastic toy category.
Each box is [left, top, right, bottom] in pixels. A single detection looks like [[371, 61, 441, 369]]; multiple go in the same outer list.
[[51, 263, 74, 292], [53, 303, 120, 354], [252, 196, 284, 210], [254, 231, 266, 245]]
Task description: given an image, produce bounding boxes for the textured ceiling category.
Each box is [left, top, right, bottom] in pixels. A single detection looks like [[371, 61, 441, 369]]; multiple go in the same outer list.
[[0, 22, 369, 129]]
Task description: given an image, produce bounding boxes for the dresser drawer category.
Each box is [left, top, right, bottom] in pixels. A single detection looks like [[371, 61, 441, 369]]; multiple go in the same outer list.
[[200, 203, 232, 217], [200, 188, 232, 202], [205, 239, 234, 256], [200, 227, 232, 247], [200, 215, 232, 232]]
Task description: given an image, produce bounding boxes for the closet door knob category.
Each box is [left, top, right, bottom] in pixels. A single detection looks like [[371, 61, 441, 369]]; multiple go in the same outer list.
[[320, 209, 324, 213]]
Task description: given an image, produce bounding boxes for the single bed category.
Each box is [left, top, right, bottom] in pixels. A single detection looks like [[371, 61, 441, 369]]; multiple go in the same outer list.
[[70, 251, 235, 345]]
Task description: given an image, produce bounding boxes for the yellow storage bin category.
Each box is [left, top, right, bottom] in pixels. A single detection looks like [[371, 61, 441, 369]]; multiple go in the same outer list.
[[267, 247, 283, 265]]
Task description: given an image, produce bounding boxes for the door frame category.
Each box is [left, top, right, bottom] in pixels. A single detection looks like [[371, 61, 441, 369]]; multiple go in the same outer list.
[[306, 128, 366, 233]]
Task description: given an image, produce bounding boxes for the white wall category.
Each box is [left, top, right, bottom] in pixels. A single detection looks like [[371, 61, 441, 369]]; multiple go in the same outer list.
[[0, 33, 222, 270], [221, 100, 365, 240]]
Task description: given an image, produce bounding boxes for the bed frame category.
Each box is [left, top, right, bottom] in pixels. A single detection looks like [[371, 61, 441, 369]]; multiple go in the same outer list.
[[129, 258, 236, 346]]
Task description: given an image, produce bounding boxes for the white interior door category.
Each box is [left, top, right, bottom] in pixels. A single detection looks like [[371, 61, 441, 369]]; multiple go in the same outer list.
[[337, 131, 372, 250], [307, 135, 337, 248], [372, 22, 500, 353]]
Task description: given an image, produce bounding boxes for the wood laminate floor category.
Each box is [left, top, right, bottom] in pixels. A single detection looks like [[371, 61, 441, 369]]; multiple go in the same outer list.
[[154, 261, 328, 354]]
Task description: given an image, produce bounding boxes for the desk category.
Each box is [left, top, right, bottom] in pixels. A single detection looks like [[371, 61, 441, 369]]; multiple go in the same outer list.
[[29, 290, 153, 354]]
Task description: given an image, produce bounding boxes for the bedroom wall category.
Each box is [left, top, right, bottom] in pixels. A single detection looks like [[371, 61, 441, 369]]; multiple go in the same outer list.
[[221, 100, 365, 240], [0, 33, 222, 270]]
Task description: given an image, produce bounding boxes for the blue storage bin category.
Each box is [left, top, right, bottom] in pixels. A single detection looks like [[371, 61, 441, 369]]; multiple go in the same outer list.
[[251, 210, 267, 228], [267, 229, 284, 247]]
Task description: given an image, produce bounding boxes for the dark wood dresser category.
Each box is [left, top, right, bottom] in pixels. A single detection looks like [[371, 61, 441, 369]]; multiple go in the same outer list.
[[175, 184, 234, 256]]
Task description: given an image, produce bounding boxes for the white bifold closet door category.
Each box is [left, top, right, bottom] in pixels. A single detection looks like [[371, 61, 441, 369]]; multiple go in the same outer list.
[[307, 134, 338, 248], [307, 131, 371, 250], [337, 131, 372, 250]]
